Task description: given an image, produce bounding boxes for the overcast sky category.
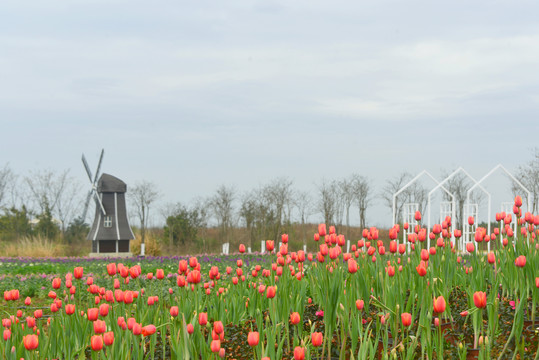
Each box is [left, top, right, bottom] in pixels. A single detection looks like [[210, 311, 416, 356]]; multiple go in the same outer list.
[[1, 0, 538, 228]]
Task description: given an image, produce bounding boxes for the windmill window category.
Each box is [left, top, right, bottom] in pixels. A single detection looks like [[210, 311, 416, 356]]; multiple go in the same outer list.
[[104, 216, 112, 228]]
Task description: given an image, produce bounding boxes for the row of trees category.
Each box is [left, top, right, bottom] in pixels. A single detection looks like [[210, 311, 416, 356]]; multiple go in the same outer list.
[[1, 148, 538, 247]]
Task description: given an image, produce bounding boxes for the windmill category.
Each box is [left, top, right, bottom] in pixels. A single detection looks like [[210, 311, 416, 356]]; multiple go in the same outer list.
[[82, 150, 135, 256]]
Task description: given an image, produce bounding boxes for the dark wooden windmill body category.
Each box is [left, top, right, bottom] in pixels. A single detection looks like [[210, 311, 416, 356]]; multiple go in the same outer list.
[[87, 174, 134, 254], [82, 150, 134, 256]]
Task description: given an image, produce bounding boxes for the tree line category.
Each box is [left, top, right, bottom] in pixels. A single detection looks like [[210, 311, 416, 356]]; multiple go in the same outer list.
[[0, 148, 537, 247]]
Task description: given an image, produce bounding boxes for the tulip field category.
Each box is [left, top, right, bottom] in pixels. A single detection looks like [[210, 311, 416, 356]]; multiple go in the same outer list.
[[1, 197, 539, 359]]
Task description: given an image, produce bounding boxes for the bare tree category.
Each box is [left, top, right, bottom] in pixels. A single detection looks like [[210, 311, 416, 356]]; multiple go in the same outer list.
[[351, 174, 371, 230], [512, 147, 539, 213], [239, 190, 257, 249], [316, 179, 337, 226], [191, 196, 211, 251], [160, 202, 179, 246], [339, 177, 355, 234], [440, 170, 484, 230], [264, 177, 294, 240], [23, 169, 82, 234], [408, 182, 428, 215], [380, 172, 411, 224], [0, 164, 14, 209], [294, 190, 312, 247], [130, 180, 160, 253], [210, 185, 236, 245]]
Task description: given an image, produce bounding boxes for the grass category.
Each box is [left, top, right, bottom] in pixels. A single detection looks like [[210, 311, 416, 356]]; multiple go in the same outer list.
[[0, 235, 67, 257]]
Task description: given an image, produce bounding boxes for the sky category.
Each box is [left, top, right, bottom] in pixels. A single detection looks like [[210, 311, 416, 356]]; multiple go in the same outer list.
[[1, 0, 539, 228]]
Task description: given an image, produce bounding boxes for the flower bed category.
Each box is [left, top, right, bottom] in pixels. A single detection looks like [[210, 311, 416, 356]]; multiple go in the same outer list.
[[0, 198, 538, 359]]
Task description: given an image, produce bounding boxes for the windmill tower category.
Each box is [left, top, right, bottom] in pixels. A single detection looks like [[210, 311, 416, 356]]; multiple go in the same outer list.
[[82, 150, 135, 257]]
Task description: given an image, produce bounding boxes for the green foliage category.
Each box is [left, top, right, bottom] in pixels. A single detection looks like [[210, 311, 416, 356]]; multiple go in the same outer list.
[[64, 216, 90, 243], [164, 205, 204, 245], [0, 205, 33, 240], [34, 202, 60, 239]]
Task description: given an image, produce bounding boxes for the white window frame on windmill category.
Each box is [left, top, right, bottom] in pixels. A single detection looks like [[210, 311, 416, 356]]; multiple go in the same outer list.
[[104, 216, 113, 228]]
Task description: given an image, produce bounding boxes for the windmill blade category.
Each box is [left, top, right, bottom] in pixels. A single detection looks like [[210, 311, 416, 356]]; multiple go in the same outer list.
[[93, 149, 104, 183], [82, 190, 93, 220], [94, 192, 107, 215], [81, 154, 94, 183]]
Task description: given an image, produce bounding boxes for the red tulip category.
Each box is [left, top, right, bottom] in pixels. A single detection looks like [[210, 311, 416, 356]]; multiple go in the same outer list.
[[466, 243, 475, 253], [103, 331, 114, 346], [142, 324, 156, 336], [473, 291, 487, 309], [247, 331, 259, 346], [87, 308, 98, 321], [266, 286, 276, 299], [189, 257, 198, 268], [398, 244, 406, 254], [266, 240, 274, 252], [3, 329, 11, 341], [487, 252, 495, 264], [132, 323, 142, 336], [65, 304, 75, 315], [156, 269, 164, 280], [290, 312, 300, 325], [535, 277, 539, 288], [239, 244, 246, 253], [416, 263, 427, 277], [186, 323, 194, 334], [311, 332, 323, 347], [170, 306, 179, 317], [515, 255, 526, 267], [514, 195, 522, 207], [347, 259, 358, 274], [74, 266, 83, 279], [94, 320, 106, 334], [23, 334, 39, 350], [129, 267, 140, 279], [282, 233, 289, 243], [99, 303, 109, 317], [198, 312, 208, 326], [178, 260, 188, 274], [52, 278, 61, 289], [401, 312, 412, 327], [417, 229, 426, 242], [210, 339, 220, 352], [433, 296, 446, 314], [414, 211, 422, 221], [91, 335, 103, 351], [356, 299, 364, 311], [189, 270, 201, 284], [213, 321, 224, 334], [294, 346, 305, 360], [318, 224, 327, 237], [389, 240, 397, 253], [26, 316, 36, 328]]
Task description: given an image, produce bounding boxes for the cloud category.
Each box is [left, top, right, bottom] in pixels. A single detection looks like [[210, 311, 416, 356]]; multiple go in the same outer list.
[[314, 35, 539, 120]]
